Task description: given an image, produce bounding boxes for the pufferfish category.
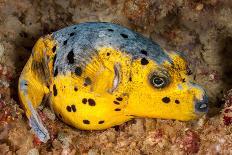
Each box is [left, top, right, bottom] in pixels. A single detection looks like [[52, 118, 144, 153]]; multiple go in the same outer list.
[[18, 22, 208, 142]]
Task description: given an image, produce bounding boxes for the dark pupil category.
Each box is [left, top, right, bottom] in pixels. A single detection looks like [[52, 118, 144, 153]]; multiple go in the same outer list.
[[153, 77, 164, 85]]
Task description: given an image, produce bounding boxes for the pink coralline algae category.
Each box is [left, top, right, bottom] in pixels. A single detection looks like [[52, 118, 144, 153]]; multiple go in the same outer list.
[[179, 129, 200, 154]]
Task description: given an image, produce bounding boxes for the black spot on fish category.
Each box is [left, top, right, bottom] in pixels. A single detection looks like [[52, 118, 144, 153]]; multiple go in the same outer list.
[[82, 98, 87, 104], [107, 52, 110, 56], [66, 106, 71, 112], [116, 97, 123, 101], [54, 67, 58, 77], [83, 120, 90, 124], [63, 40, 67, 45], [75, 67, 82, 76], [88, 99, 96, 106], [74, 27, 77, 29], [115, 108, 121, 111], [69, 32, 75, 36], [141, 58, 149, 65], [84, 77, 92, 86], [162, 97, 170, 103], [113, 101, 120, 105], [108, 29, 114, 32], [120, 33, 128, 38], [74, 86, 78, 91], [67, 50, 75, 64], [98, 120, 105, 124], [175, 100, 180, 104], [52, 46, 56, 53], [182, 78, 186, 83], [140, 50, 148, 56], [129, 77, 132, 81], [53, 85, 57, 96], [71, 105, 76, 112], [53, 54, 57, 68]]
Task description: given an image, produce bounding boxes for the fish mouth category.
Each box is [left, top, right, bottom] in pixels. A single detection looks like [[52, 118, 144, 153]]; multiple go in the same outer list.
[[195, 93, 209, 113], [108, 63, 121, 94]]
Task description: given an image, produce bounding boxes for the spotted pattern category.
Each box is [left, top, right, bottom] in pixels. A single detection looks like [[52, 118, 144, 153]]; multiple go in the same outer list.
[[113, 97, 123, 105], [116, 97, 123, 101], [113, 101, 120, 105], [162, 97, 170, 103], [18, 22, 208, 133], [74, 86, 78, 91], [66, 106, 71, 112], [120, 33, 128, 38], [63, 40, 67, 45], [52, 46, 56, 53], [51, 22, 172, 78], [140, 50, 148, 56], [115, 108, 121, 111], [141, 58, 149, 65], [54, 67, 58, 77], [52, 22, 171, 77], [71, 105, 76, 112], [84, 77, 92, 86], [175, 100, 180, 104], [53, 54, 57, 67], [66, 105, 77, 112], [81, 98, 96, 106], [75, 67, 82, 76], [88, 99, 96, 106], [107, 28, 114, 32], [53, 54, 57, 76], [82, 98, 87, 104], [67, 50, 75, 64], [53, 85, 57, 96], [98, 120, 105, 124], [83, 120, 90, 124], [69, 32, 75, 36]]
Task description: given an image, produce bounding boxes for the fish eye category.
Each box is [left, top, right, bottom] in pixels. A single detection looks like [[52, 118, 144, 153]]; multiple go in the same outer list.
[[150, 73, 169, 88]]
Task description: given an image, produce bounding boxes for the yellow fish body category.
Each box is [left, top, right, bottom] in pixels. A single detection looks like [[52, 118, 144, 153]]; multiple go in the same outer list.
[[18, 22, 208, 142]]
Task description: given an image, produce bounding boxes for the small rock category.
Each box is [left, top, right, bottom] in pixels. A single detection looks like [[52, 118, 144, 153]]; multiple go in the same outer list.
[[55, 0, 70, 9], [181, 129, 200, 153], [144, 129, 164, 146], [196, 3, 204, 11], [88, 149, 98, 155], [58, 131, 71, 148], [43, 108, 56, 121], [27, 148, 39, 155]]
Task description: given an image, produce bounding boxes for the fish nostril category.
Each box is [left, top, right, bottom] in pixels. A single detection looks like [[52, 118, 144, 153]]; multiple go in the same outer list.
[[195, 95, 208, 113]]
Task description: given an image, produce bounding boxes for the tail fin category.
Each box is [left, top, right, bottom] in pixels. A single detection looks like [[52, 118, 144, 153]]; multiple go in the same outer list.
[[18, 56, 50, 142]]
